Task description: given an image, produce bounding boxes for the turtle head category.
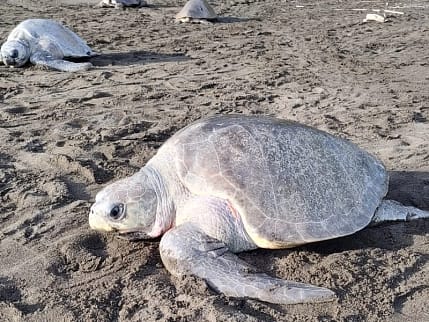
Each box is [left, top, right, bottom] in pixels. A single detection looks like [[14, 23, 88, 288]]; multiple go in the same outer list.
[[89, 169, 162, 240], [1, 39, 31, 67]]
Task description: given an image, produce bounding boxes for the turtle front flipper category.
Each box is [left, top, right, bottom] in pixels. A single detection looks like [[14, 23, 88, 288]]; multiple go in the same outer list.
[[160, 224, 335, 304], [30, 52, 92, 72]]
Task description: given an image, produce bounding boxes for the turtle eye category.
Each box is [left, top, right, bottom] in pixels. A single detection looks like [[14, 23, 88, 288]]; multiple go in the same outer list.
[[10, 49, 19, 59], [109, 203, 125, 220]]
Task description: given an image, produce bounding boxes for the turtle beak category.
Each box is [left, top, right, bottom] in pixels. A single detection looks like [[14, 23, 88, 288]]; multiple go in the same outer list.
[[89, 205, 113, 231], [3, 57, 16, 66], [2, 49, 19, 66]]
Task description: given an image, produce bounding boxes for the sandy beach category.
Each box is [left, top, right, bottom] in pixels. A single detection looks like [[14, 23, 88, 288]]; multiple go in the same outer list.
[[0, 0, 428, 321]]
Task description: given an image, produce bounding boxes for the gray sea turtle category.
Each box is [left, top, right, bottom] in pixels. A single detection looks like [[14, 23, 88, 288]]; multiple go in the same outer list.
[[89, 115, 429, 304], [0, 19, 95, 72], [97, 0, 147, 9], [176, 0, 217, 24]]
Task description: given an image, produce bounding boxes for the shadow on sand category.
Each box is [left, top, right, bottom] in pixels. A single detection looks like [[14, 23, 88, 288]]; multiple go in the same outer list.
[[387, 170, 429, 209], [89, 50, 190, 67], [216, 16, 261, 23]]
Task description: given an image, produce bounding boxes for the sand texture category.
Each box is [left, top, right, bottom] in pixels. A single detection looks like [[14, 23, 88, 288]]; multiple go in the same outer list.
[[0, 0, 428, 321]]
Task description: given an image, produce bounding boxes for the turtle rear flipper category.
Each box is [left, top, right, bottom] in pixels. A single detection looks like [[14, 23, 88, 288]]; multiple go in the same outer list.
[[370, 200, 429, 225], [160, 224, 335, 304], [30, 52, 92, 72]]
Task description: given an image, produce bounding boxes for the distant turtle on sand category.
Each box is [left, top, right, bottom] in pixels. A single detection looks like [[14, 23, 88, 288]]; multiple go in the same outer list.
[[97, 0, 147, 9], [0, 19, 95, 72], [89, 115, 429, 304], [176, 0, 217, 24]]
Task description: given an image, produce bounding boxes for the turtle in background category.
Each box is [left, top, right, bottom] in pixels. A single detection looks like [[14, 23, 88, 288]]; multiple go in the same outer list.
[[0, 19, 95, 72], [176, 0, 218, 24], [89, 115, 429, 304], [97, 0, 147, 9]]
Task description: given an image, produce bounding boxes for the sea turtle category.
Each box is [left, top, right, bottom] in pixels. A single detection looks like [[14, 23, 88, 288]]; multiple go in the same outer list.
[[97, 0, 147, 9], [89, 115, 429, 304], [0, 19, 95, 72], [176, 0, 217, 24]]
